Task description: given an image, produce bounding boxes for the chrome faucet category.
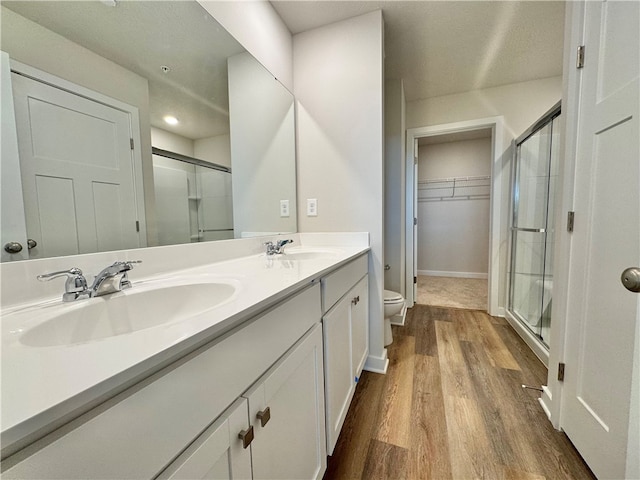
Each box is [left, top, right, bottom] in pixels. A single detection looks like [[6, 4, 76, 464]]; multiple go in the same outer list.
[[264, 239, 293, 255], [37, 261, 141, 302], [90, 261, 141, 297]]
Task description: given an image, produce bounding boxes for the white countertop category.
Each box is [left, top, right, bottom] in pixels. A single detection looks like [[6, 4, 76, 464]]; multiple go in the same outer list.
[[1, 243, 369, 452]]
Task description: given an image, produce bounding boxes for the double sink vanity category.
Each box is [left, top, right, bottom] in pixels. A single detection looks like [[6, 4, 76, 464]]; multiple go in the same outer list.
[[0, 233, 371, 479]]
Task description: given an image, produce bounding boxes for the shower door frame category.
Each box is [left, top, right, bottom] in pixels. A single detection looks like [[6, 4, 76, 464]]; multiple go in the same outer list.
[[506, 101, 561, 366]]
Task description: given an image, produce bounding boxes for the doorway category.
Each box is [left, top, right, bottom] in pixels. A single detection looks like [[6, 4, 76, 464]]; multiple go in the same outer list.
[[415, 131, 492, 310], [405, 116, 505, 316]]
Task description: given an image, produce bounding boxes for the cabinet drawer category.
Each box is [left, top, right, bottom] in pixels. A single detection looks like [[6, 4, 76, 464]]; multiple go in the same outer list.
[[321, 254, 367, 313], [4, 284, 321, 480]]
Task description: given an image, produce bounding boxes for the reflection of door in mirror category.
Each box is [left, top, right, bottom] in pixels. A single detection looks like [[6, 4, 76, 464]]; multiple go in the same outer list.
[[0, 52, 28, 262], [9, 69, 146, 260], [153, 151, 233, 246]]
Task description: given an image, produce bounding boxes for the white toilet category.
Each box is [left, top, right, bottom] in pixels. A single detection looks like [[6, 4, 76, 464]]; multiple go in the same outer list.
[[383, 289, 405, 346]]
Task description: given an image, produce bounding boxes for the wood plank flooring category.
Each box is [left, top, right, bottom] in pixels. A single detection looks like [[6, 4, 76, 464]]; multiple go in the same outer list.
[[325, 306, 596, 480]]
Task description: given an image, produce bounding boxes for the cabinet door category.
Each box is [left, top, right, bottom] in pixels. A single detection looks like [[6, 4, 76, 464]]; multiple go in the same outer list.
[[322, 295, 354, 455], [157, 398, 252, 480], [245, 324, 326, 480], [351, 275, 369, 382]]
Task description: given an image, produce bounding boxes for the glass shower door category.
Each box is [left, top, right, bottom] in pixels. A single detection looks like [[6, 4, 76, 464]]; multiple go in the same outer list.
[[509, 109, 560, 348]]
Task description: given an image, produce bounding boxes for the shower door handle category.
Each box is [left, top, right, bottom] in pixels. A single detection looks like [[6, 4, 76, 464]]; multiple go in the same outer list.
[[511, 227, 546, 233], [621, 267, 640, 293]]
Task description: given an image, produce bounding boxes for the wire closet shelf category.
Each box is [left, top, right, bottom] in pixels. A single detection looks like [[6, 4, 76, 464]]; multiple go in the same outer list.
[[418, 175, 491, 202]]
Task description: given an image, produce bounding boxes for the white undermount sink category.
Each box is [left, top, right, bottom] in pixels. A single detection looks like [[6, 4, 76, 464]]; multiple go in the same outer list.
[[275, 247, 342, 261], [16, 279, 238, 348]]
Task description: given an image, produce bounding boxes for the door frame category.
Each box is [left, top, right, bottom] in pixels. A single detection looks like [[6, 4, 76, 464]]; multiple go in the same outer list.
[[405, 116, 504, 316], [1, 52, 28, 262], [9, 59, 147, 249]]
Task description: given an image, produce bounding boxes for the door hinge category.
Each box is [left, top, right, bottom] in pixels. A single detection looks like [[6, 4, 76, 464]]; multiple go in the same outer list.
[[414, 276, 417, 284], [567, 211, 575, 232], [557, 362, 565, 382], [130, 138, 135, 150], [576, 45, 585, 69], [135, 220, 140, 232], [414, 217, 418, 226]]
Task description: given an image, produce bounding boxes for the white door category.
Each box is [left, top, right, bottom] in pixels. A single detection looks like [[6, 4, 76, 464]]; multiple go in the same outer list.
[[323, 294, 354, 455], [561, 1, 639, 478], [0, 52, 28, 262], [157, 398, 253, 480], [245, 324, 326, 480], [11, 72, 142, 258], [351, 276, 369, 381]]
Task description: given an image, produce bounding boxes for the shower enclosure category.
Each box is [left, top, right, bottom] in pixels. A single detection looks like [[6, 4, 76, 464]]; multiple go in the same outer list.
[[152, 148, 233, 246], [508, 102, 561, 354]]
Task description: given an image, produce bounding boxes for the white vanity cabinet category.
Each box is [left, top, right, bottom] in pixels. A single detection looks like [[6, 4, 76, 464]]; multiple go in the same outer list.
[[321, 254, 369, 454], [3, 284, 324, 480], [159, 324, 326, 480]]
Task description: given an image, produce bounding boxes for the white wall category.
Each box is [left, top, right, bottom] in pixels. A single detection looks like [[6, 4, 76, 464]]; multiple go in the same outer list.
[[407, 76, 562, 139], [384, 79, 406, 294], [194, 135, 231, 169], [417, 137, 491, 277], [151, 127, 194, 158], [151, 127, 231, 170], [294, 11, 386, 372], [197, 0, 293, 92], [228, 52, 297, 237], [1, 6, 158, 245], [407, 76, 562, 309]]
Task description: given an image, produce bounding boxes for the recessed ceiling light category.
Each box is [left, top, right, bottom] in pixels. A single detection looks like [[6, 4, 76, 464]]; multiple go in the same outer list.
[[163, 116, 179, 126]]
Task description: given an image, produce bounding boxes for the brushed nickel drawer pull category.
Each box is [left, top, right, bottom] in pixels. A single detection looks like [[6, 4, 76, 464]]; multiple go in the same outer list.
[[257, 406, 271, 427], [238, 426, 254, 449]]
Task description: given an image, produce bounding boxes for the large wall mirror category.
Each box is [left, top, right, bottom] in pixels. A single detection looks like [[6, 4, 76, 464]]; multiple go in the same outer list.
[[0, 0, 297, 262]]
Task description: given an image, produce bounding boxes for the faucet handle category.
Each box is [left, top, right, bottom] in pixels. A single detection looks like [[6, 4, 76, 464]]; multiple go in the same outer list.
[[37, 267, 84, 282], [276, 239, 293, 248], [37, 267, 89, 302], [112, 260, 142, 271]]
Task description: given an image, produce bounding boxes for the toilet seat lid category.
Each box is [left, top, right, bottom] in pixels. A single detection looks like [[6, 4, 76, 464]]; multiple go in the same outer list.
[[384, 289, 403, 302]]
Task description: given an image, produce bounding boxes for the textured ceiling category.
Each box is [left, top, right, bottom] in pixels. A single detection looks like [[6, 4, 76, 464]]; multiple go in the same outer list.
[[271, 0, 566, 101], [4, 1, 565, 139]]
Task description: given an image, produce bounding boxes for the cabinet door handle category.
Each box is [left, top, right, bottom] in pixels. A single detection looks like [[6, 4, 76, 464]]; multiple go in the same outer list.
[[238, 426, 254, 449], [352, 296, 359, 305], [257, 406, 271, 427]]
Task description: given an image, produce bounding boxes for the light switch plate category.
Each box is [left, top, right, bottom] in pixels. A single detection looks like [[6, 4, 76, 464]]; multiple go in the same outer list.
[[280, 200, 290, 217], [307, 198, 318, 216]]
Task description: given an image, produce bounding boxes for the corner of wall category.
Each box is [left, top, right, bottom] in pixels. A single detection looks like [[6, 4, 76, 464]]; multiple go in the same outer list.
[[197, 0, 293, 92]]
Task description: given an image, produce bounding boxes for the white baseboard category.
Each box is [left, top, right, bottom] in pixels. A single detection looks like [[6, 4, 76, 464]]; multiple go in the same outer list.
[[539, 385, 552, 420], [390, 304, 407, 326], [418, 270, 488, 279], [364, 350, 389, 374]]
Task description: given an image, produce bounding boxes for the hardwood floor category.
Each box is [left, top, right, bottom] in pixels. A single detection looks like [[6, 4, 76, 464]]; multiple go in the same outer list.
[[325, 306, 596, 480]]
